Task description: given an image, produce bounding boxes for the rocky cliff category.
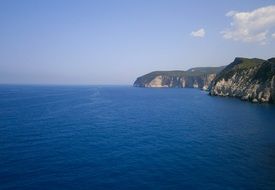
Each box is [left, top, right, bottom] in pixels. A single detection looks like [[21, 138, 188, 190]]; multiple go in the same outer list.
[[133, 67, 225, 90], [210, 57, 275, 103], [134, 57, 275, 103]]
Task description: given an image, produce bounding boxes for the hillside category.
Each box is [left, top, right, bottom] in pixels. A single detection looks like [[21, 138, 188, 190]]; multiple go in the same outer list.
[[210, 57, 275, 103], [133, 66, 225, 89]]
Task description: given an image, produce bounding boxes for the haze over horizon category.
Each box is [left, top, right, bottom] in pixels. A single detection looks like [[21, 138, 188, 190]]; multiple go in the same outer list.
[[1, 0, 275, 85]]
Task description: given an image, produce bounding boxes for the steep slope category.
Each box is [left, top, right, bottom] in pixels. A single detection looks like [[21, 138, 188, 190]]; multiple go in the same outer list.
[[133, 67, 225, 90], [210, 57, 275, 103]]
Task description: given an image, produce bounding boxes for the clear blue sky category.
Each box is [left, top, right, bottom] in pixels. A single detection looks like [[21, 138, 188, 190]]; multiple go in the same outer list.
[[1, 0, 275, 84]]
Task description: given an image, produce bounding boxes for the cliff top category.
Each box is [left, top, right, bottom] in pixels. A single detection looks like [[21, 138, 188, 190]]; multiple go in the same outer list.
[[134, 66, 225, 87], [214, 57, 274, 82]]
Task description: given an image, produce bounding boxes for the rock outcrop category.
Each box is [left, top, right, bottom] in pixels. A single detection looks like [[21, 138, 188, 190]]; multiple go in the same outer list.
[[133, 67, 224, 90], [209, 57, 275, 103]]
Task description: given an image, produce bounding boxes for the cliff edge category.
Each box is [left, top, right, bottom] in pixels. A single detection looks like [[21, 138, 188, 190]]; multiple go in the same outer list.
[[133, 57, 275, 103], [133, 67, 224, 90], [209, 57, 275, 103]]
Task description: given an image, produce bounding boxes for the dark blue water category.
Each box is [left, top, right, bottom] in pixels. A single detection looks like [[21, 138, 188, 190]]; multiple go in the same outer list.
[[1, 85, 275, 190]]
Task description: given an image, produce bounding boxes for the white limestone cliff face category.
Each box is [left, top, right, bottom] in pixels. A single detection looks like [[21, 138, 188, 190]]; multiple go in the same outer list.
[[133, 67, 225, 89], [145, 76, 168, 87], [210, 58, 275, 103], [202, 74, 216, 90], [180, 78, 186, 87], [135, 74, 216, 90]]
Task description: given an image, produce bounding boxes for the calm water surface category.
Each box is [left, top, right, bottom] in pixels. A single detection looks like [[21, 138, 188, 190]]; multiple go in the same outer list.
[[0, 85, 275, 190]]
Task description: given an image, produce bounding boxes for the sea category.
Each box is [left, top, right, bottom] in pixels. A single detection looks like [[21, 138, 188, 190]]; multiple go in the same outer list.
[[0, 85, 275, 190]]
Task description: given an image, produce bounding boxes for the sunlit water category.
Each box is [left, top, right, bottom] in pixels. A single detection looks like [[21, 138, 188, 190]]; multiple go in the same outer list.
[[1, 85, 275, 190]]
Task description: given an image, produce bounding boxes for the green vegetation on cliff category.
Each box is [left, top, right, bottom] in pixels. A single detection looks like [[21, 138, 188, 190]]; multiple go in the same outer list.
[[134, 66, 225, 87], [214, 57, 265, 82], [210, 57, 275, 103], [213, 57, 275, 83]]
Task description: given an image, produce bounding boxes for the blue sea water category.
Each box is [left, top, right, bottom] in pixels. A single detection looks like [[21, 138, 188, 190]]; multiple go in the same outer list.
[[0, 85, 275, 190]]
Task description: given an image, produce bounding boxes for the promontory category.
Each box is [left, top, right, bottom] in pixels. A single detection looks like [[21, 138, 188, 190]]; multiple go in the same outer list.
[[133, 57, 275, 103]]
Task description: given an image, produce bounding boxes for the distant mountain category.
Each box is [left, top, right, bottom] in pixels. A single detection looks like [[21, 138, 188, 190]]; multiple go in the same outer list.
[[133, 66, 225, 90], [210, 57, 275, 103]]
